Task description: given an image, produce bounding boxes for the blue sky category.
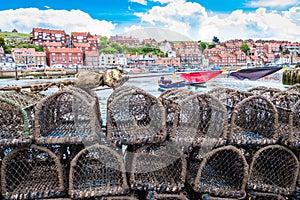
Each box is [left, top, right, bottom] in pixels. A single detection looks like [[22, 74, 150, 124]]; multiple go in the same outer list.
[[0, 0, 300, 41]]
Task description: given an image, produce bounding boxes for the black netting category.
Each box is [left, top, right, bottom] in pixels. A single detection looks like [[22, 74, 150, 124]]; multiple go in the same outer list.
[[1, 145, 64, 199], [130, 143, 186, 193], [35, 87, 102, 145], [229, 95, 278, 145], [107, 86, 166, 146], [191, 146, 248, 199], [248, 145, 299, 195], [69, 144, 129, 199]]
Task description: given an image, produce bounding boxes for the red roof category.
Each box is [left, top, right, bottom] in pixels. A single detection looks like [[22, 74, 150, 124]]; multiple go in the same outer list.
[[71, 32, 88, 37], [73, 43, 90, 47], [44, 42, 62, 47], [47, 48, 82, 53]]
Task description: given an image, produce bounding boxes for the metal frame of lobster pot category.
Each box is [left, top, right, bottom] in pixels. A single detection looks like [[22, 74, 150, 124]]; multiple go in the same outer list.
[[247, 145, 299, 196], [188, 145, 249, 199], [1, 145, 65, 199], [100, 195, 138, 200], [0, 91, 44, 147], [147, 192, 189, 200], [287, 83, 300, 93], [129, 142, 187, 194], [69, 144, 129, 199], [207, 88, 252, 122], [106, 86, 166, 146], [289, 99, 300, 148], [165, 92, 228, 150], [247, 86, 281, 99], [158, 88, 195, 136], [35, 87, 103, 145], [271, 91, 300, 143], [228, 95, 279, 145]]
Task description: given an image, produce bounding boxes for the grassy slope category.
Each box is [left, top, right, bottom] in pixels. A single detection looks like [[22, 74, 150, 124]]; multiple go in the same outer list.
[[0, 31, 31, 39]]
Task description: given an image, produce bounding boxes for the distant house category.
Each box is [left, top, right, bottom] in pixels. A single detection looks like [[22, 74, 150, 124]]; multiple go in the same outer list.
[[46, 47, 83, 67], [11, 48, 36, 68], [31, 28, 67, 47], [12, 29, 18, 33], [84, 51, 100, 67]]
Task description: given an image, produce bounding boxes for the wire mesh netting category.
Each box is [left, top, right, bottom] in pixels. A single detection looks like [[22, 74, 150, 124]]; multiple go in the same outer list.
[[1, 145, 64, 199], [35, 87, 103, 145], [287, 83, 300, 93], [229, 95, 278, 145], [0, 91, 44, 147], [69, 144, 129, 199], [147, 192, 189, 200], [129, 142, 186, 194], [248, 86, 282, 99], [290, 99, 300, 148], [271, 91, 300, 143], [247, 145, 299, 195], [170, 93, 227, 152], [189, 145, 248, 199], [107, 86, 166, 146]]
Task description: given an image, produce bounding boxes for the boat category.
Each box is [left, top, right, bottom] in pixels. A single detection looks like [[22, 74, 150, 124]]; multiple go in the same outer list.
[[229, 66, 283, 80], [180, 70, 222, 86], [158, 76, 185, 91]]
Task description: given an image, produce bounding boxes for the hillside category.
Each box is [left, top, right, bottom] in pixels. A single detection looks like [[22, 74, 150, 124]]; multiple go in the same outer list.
[[0, 31, 31, 39], [119, 27, 192, 42]]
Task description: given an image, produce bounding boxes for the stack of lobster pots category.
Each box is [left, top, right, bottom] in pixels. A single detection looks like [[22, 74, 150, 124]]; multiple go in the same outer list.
[[0, 82, 299, 200]]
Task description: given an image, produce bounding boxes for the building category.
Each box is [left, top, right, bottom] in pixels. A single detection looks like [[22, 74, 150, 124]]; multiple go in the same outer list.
[[155, 57, 181, 67], [71, 32, 91, 43], [177, 49, 202, 67], [84, 51, 100, 67], [46, 48, 83, 67], [11, 48, 36, 68], [31, 28, 67, 46], [34, 51, 47, 67]]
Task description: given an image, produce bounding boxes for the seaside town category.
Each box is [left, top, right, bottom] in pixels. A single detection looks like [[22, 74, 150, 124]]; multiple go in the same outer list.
[[0, 27, 300, 73]]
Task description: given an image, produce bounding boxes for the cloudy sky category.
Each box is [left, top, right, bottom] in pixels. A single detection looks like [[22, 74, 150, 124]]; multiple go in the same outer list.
[[0, 0, 300, 42]]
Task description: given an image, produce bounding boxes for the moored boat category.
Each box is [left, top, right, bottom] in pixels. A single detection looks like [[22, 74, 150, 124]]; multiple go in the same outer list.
[[229, 66, 283, 80], [180, 70, 222, 86], [158, 76, 185, 91]]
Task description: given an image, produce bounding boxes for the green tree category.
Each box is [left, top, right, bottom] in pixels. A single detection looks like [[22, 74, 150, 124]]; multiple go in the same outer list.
[[199, 42, 207, 52], [208, 43, 216, 49], [240, 43, 250, 56], [100, 47, 118, 54], [110, 42, 123, 53], [99, 36, 109, 49], [212, 36, 220, 44], [0, 36, 6, 47]]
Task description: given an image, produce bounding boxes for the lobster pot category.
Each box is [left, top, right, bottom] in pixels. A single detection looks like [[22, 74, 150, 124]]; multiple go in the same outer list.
[[247, 145, 299, 195], [130, 143, 187, 193], [107, 86, 166, 146], [229, 95, 278, 145], [271, 91, 300, 143], [1, 145, 64, 199], [69, 144, 129, 199], [248, 86, 281, 98], [100, 195, 138, 200], [170, 93, 227, 150], [158, 88, 195, 135], [287, 83, 300, 93], [0, 91, 43, 147], [290, 99, 300, 148], [147, 192, 189, 200], [35, 87, 102, 145], [191, 146, 248, 199], [207, 88, 251, 121]]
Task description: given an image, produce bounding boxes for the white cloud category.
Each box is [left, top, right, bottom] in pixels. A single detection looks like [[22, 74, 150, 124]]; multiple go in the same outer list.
[[124, 25, 144, 33], [246, 0, 299, 8], [0, 8, 116, 36], [129, 0, 147, 5], [131, 0, 300, 42], [44, 5, 51, 9], [134, 1, 206, 37]]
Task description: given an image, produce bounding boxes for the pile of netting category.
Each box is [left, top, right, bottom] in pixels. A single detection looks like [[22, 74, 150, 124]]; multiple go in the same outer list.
[[0, 81, 300, 200]]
